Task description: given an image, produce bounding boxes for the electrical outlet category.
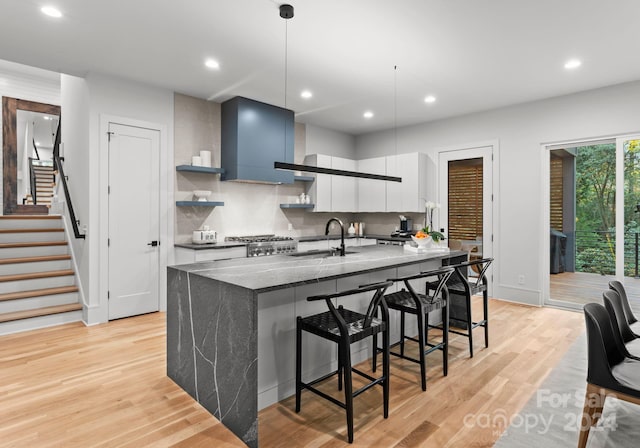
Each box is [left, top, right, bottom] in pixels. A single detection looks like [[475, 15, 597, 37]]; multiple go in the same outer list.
[[287, 223, 293, 231], [518, 275, 525, 285]]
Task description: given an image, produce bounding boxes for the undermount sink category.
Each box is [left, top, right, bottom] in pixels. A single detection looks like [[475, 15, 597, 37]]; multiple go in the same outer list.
[[289, 249, 359, 258]]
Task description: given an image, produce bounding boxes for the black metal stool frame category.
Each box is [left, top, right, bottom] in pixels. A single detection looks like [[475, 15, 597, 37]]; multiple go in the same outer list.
[[295, 281, 392, 443], [430, 258, 493, 358], [373, 267, 454, 391]]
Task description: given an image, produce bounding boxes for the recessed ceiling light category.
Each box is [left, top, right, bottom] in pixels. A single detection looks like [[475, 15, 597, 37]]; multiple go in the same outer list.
[[363, 111, 374, 119], [41, 6, 62, 18], [205, 59, 220, 70], [44, 116, 50, 120], [424, 95, 436, 104], [300, 90, 313, 99], [564, 59, 582, 70]]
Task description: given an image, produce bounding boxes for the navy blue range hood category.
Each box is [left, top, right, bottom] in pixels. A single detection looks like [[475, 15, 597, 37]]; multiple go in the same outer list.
[[221, 96, 294, 184]]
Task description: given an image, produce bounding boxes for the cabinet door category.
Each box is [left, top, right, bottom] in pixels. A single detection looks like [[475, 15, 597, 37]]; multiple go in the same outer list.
[[331, 157, 357, 212], [385, 155, 403, 212], [305, 154, 332, 212], [386, 153, 427, 212], [357, 157, 386, 212], [194, 246, 247, 261]]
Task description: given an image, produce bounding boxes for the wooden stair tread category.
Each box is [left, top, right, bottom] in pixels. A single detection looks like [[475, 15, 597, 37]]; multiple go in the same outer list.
[[0, 303, 81, 323], [0, 215, 60, 220], [0, 285, 78, 302], [0, 228, 64, 234], [0, 269, 75, 283], [0, 254, 71, 265], [0, 241, 68, 249]]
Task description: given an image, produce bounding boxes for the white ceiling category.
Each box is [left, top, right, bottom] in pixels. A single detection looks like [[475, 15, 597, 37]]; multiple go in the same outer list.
[[1, 0, 640, 135]]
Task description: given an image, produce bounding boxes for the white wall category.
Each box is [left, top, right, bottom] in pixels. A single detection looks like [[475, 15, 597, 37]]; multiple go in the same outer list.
[[60, 74, 90, 319], [306, 124, 356, 159], [355, 80, 640, 305], [84, 73, 174, 324], [0, 60, 60, 212]]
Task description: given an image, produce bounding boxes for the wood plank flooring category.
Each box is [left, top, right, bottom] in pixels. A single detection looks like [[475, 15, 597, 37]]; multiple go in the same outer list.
[[0, 299, 584, 447]]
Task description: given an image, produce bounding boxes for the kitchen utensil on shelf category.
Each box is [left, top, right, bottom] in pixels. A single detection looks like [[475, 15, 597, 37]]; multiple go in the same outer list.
[[193, 190, 212, 201], [199, 150, 212, 167], [191, 155, 202, 166]]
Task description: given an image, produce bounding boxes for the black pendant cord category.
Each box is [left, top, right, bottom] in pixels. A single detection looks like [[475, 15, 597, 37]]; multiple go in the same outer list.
[[394, 65, 398, 157], [284, 18, 288, 110]]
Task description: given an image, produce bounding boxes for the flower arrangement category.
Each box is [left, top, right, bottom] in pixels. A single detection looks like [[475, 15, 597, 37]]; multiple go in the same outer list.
[[422, 200, 445, 242]]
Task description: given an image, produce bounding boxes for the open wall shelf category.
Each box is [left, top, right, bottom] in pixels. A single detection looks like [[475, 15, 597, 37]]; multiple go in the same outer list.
[[280, 203, 314, 209], [176, 165, 225, 174], [176, 201, 224, 207]]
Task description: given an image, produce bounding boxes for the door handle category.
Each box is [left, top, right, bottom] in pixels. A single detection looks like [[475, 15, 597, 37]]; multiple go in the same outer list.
[[147, 241, 159, 247]]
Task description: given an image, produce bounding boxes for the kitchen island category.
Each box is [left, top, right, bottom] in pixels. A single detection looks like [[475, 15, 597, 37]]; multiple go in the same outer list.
[[167, 245, 466, 447]]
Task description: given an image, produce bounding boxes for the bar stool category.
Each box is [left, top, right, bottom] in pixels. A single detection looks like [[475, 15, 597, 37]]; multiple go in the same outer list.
[[431, 258, 493, 358], [374, 267, 454, 391], [295, 281, 393, 443]]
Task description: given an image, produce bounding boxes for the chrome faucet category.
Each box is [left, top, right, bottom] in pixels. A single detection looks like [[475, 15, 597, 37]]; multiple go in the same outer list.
[[325, 217, 345, 256]]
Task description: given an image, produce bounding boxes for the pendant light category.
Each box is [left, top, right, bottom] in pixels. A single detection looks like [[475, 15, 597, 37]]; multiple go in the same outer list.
[[273, 4, 401, 183]]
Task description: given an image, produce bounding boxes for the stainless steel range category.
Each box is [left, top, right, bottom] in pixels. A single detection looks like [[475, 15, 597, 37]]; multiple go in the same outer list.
[[225, 235, 298, 257]]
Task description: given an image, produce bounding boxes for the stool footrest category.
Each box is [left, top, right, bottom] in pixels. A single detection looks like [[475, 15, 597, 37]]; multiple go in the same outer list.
[[299, 366, 386, 409], [301, 383, 346, 410]]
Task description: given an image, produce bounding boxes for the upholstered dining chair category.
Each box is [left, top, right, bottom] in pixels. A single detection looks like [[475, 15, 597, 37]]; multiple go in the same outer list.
[[608, 280, 640, 336], [602, 290, 640, 359], [579, 302, 640, 448]]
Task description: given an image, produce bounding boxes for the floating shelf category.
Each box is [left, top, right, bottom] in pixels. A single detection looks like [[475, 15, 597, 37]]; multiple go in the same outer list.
[[294, 175, 315, 182], [176, 165, 225, 174], [176, 201, 225, 207], [280, 203, 315, 209]]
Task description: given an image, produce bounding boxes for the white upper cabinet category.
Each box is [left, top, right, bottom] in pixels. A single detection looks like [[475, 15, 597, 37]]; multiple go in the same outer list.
[[331, 157, 357, 212], [305, 154, 332, 211], [357, 157, 386, 212], [304, 152, 429, 213], [386, 153, 428, 213]]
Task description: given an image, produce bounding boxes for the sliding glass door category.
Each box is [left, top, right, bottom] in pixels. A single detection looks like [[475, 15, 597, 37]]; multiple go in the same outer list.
[[618, 136, 640, 299], [546, 136, 640, 308]]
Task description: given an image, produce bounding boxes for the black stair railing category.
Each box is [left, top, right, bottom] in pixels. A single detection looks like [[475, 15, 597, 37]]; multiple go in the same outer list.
[[28, 157, 37, 204], [27, 138, 41, 204], [52, 121, 85, 239]]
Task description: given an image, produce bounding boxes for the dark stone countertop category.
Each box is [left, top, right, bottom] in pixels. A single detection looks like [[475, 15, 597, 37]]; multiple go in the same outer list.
[[175, 234, 410, 250], [174, 241, 247, 250], [170, 245, 464, 293], [365, 233, 412, 242]]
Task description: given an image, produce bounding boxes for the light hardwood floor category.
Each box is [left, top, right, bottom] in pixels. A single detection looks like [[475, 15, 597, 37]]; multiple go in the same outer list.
[[0, 299, 584, 447]]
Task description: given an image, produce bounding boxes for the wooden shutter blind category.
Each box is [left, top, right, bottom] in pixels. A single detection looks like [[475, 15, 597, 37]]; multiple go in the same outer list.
[[550, 156, 564, 230], [448, 163, 483, 241]]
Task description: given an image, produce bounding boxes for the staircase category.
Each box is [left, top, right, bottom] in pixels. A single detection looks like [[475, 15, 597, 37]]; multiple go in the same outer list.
[[25, 162, 55, 206], [0, 215, 82, 335]]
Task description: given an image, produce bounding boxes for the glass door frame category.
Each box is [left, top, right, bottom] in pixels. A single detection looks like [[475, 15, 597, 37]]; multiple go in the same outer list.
[[542, 134, 640, 310], [615, 135, 640, 280], [438, 143, 495, 295]]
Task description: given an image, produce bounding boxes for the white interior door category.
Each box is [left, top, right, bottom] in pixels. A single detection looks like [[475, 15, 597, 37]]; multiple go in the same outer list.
[[438, 146, 494, 262], [108, 123, 160, 320]]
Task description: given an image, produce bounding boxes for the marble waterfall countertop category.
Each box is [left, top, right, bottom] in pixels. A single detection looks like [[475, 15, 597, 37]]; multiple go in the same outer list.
[[167, 244, 466, 447], [170, 245, 462, 293]]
